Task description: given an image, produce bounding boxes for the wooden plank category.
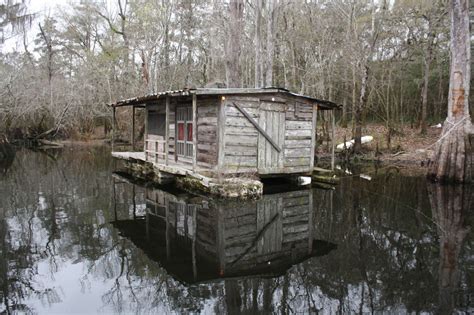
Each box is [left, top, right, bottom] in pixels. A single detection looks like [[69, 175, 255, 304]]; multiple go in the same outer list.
[[225, 146, 257, 156], [225, 126, 258, 136], [225, 155, 258, 167], [197, 116, 218, 125], [226, 135, 258, 146], [279, 111, 285, 168], [165, 96, 170, 165], [226, 106, 259, 117], [197, 125, 217, 134], [225, 116, 255, 128], [192, 94, 197, 171], [233, 102, 281, 152], [284, 147, 311, 158], [310, 105, 317, 170], [284, 140, 312, 148], [286, 121, 312, 130], [199, 134, 217, 143], [261, 102, 286, 111], [270, 111, 277, 167], [286, 129, 312, 137], [217, 98, 226, 171], [284, 157, 311, 167]]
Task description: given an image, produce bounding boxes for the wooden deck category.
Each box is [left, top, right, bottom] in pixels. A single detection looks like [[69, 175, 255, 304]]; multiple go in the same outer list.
[[112, 151, 193, 176]]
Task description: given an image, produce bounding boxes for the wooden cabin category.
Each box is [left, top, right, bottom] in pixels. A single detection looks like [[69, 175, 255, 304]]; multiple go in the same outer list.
[[111, 88, 339, 179], [111, 175, 336, 283]]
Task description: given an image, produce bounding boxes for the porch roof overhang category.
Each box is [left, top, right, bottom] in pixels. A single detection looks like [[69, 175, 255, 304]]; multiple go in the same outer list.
[[108, 87, 341, 110]]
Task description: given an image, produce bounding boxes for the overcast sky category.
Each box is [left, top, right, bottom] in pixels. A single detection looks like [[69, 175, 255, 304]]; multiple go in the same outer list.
[[2, 0, 74, 52]]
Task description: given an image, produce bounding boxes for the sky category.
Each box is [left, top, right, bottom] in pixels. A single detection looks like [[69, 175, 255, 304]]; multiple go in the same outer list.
[[2, 0, 74, 53]]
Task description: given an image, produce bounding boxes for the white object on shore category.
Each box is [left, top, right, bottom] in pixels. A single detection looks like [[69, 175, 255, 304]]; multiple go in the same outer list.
[[336, 136, 374, 150], [297, 176, 312, 186], [431, 123, 442, 128], [359, 174, 372, 181]]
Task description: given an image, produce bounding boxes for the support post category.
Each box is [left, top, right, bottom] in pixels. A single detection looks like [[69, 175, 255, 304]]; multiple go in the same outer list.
[[331, 110, 335, 171], [112, 106, 116, 152], [144, 106, 148, 161], [310, 104, 318, 170], [165, 96, 170, 165], [217, 97, 226, 174], [192, 94, 197, 172], [131, 106, 135, 151]]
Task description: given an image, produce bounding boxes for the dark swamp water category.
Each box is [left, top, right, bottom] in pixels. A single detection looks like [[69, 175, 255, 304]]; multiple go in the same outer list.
[[0, 146, 473, 314]]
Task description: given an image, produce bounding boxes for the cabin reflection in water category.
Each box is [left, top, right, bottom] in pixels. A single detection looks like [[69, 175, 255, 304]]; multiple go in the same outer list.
[[112, 175, 335, 284]]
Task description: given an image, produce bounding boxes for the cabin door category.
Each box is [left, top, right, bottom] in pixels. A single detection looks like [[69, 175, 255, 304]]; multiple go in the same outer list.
[[258, 106, 285, 172], [176, 106, 193, 159]]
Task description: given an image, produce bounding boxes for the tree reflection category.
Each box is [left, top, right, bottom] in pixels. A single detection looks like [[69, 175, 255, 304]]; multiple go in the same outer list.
[[1, 148, 473, 313], [428, 183, 472, 314]]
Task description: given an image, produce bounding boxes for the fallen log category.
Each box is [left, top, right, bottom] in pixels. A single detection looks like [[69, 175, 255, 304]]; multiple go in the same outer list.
[[312, 174, 340, 185], [38, 139, 64, 148]]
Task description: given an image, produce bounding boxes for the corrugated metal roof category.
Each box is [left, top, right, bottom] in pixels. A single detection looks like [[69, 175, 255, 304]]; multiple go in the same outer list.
[[109, 87, 340, 110]]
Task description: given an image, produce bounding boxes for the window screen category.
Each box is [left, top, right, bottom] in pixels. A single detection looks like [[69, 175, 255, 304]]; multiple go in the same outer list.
[[148, 111, 166, 136]]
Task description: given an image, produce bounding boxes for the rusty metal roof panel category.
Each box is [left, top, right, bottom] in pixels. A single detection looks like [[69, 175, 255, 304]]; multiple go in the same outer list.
[[109, 87, 340, 110]]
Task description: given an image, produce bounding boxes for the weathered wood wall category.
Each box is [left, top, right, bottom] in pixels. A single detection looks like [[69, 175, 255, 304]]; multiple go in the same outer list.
[[143, 93, 317, 175], [196, 96, 219, 168], [221, 94, 316, 175]]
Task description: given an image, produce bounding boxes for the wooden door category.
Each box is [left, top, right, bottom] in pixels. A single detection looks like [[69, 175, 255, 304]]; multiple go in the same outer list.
[[258, 106, 285, 172]]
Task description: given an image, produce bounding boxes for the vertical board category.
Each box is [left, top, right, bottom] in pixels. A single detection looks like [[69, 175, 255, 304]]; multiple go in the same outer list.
[[258, 109, 285, 171]]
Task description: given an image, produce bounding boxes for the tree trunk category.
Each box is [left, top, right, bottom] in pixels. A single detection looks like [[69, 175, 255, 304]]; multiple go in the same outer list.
[[421, 26, 435, 135], [254, 0, 263, 88], [264, 0, 277, 87], [354, 64, 369, 153], [226, 0, 244, 88], [428, 0, 474, 183]]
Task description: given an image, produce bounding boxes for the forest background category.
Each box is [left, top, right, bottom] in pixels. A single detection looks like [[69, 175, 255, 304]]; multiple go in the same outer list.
[[1, 0, 472, 151]]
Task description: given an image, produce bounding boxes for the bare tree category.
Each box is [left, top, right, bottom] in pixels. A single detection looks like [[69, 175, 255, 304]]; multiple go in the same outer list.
[[428, 0, 473, 183], [225, 0, 244, 88]]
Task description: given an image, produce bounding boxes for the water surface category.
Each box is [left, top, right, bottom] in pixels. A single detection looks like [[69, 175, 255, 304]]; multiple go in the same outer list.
[[0, 147, 472, 314]]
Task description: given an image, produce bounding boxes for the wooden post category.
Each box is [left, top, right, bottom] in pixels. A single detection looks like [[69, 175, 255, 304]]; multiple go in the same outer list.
[[112, 106, 116, 152], [131, 106, 135, 151], [192, 94, 197, 172], [331, 110, 335, 171], [217, 96, 226, 174], [165, 96, 170, 165], [144, 106, 148, 161], [310, 104, 318, 170]]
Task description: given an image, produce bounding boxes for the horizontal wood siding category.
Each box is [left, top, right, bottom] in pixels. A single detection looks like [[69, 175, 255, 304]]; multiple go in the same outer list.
[[197, 97, 218, 167], [282, 99, 314, 171], [223, 96, 260, 172]]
